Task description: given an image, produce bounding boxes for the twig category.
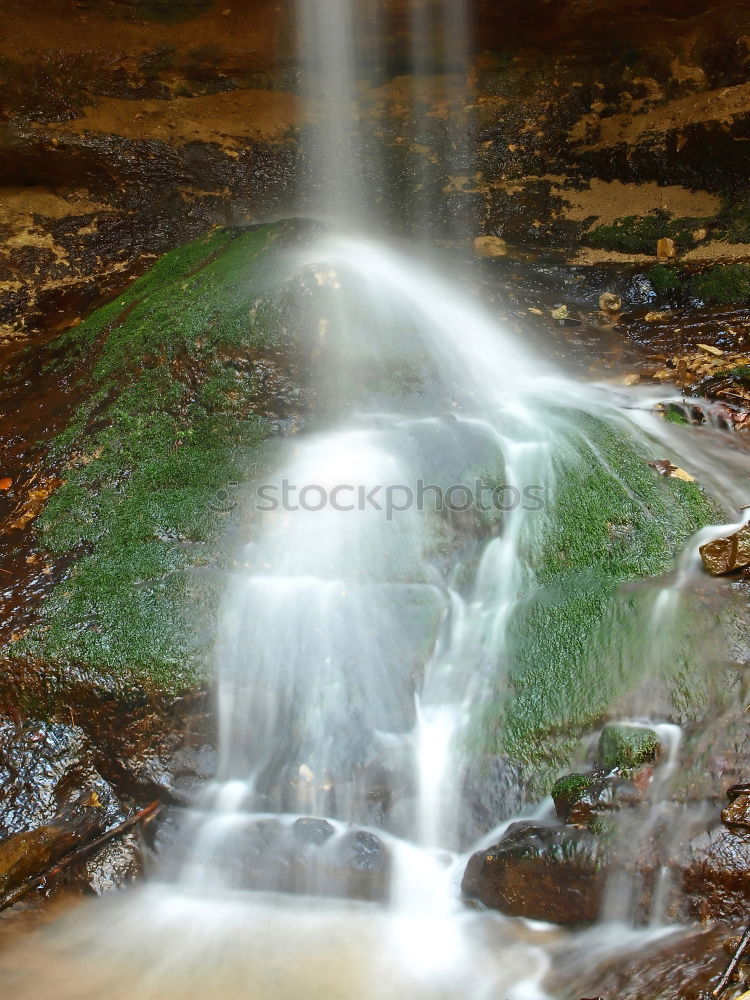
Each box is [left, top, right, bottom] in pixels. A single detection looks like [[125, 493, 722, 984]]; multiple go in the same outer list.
[[0, 800, 162, 913], [714, 923, 750, 998]]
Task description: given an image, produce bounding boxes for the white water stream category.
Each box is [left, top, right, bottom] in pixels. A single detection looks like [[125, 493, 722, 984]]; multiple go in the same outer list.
[[5, 2, 750, 998]]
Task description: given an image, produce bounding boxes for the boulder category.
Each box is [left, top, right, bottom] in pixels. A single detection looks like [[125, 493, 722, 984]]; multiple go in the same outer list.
[[597, 724, 660, 774], [550, 770, 641, 825], [722, 790, 750, 831], [700, 523, 750, 576], [212, 817, 391, 904], [681, 827, 750, 923], [461, 822, 608, 924]]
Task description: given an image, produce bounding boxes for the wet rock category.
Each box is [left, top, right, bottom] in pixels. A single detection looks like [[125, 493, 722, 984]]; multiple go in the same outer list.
[[550, 771, 641, 825], [82, 831, 142, 896], [462, 822, 608, 924], [0, 720, 121, 838], [597, 725, 659, 773], [722, 789, 750, 831], [293, 817, 336, 846], [226, 818, 391, 904], [700, 523, 750, 576], [682, 827, 750, 923], [598, 292, 622, 313], [0, 793, 105, 899]]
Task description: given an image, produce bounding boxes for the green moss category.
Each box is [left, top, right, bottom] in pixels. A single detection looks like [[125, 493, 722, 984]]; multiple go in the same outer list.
[[585, 211, 705, 255], [716, 193, 750, 244], [648, 264, 683, 295], [551, 773, 592, 808], [7, 221, 308, 697], [689, 264, 750, 305], [664, 405, 689, 426], [476, 411, 719, 790], [598, 724, 659, 773]]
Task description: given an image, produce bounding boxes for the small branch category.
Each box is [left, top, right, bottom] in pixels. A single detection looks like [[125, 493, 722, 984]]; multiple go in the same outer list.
[[714, 923, 750, 998], [0, 800, 162, 913]]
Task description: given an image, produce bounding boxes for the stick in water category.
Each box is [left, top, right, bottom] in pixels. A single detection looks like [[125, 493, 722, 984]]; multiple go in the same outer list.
[[714, 923, 750, 998], [0, 800, 163, 913]]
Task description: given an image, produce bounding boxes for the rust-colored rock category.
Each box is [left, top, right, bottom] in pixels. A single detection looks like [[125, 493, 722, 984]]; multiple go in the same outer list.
[[682, 827, 750, 923], [461, 822, 608, 924], [699, 523, 750, 576], [722, 793, 750, 830]]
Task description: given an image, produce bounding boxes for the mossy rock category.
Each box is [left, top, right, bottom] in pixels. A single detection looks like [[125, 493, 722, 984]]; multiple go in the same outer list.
[[3, 219, 316, 705], [551, 773, 592, 813], [689, 264, 750, 305], [598, 724, 660, 773], [585, 211, 708, 255], [476, 410, 720, 790]]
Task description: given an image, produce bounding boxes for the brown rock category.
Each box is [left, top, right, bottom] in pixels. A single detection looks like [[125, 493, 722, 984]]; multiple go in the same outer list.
[[0, 795, 104, 899], [657, 237, 677, 260], [598, 292, 622, 313], [722, 793, 750, 830], [699, 523, 750, 576], [682, 827, 750, 923], [461, 822, 608, 924]]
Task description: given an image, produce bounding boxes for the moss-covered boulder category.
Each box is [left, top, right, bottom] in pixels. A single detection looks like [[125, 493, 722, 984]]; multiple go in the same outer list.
[[598, 724, 660, 774], [0, 219, 314, 710], [479, 411, 720, 790]]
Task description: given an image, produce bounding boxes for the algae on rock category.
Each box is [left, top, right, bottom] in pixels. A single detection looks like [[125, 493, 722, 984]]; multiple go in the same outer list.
[[4, 220, 314, 704]]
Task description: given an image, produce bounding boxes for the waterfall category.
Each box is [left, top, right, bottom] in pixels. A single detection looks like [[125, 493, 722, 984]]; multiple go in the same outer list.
[[7, 3, 749, 999]]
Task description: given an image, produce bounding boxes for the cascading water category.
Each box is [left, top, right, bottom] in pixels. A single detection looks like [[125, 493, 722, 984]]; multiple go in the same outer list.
[[6, 2, 750, 998]]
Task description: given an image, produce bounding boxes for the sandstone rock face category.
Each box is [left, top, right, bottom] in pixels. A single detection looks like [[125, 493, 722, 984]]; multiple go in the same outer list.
[[3, 0, 750, 347], [462, 822, 608, 924]]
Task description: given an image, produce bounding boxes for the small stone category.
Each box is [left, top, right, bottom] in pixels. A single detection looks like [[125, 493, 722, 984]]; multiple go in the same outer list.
[[473, 236, 508, 258], [657, 237, 677, 260], [693, 228, 708, 242], [598, 292, 622, 313], [700, 523, 750, 576], [722, 794, 750, 830], [623, 373, 640, 386], [551, 305, 568, 321]]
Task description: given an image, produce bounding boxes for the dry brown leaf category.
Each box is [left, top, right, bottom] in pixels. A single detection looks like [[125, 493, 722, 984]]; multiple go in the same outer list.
[[697, 343, 724, 356]]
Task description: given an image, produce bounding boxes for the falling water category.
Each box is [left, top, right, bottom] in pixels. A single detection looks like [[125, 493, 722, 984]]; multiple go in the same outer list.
[[6, 2, 750, 998]]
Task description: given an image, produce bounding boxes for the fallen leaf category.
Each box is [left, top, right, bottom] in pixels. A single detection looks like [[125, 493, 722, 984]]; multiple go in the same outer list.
[[670, 467, 695, 482], [697, 343, 724, 356], [649, 459, 672, 476], [0, 478, 12, 490]]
